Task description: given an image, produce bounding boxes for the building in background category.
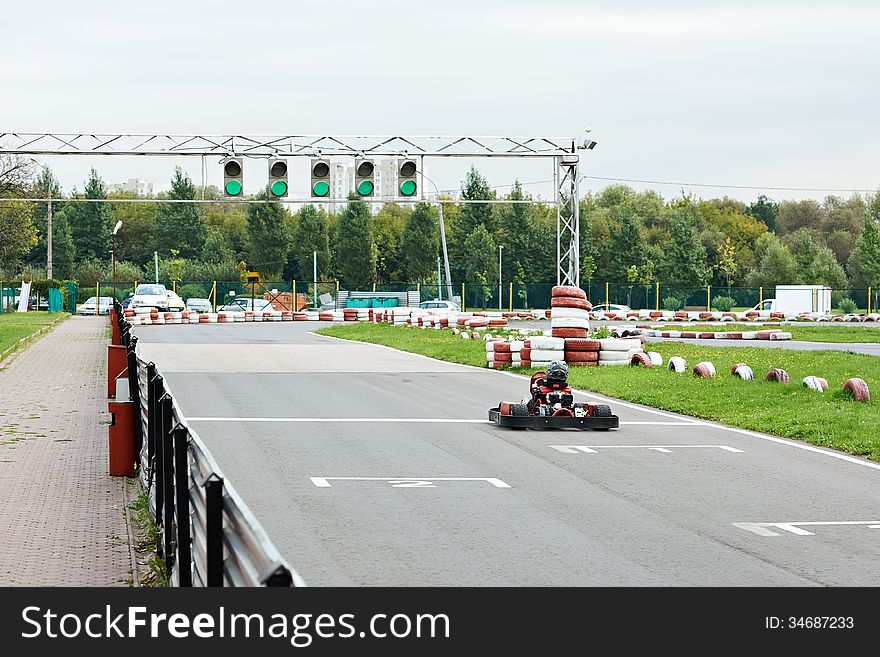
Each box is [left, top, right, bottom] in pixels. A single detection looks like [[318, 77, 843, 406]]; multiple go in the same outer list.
[[106, 178, 169, 196]]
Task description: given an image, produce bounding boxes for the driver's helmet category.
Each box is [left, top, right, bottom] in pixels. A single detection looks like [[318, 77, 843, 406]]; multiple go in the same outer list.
[[545, 360, 569, 385]]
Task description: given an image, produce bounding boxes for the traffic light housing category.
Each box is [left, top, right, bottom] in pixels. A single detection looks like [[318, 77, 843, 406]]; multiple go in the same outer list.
[[398, 159, 417, 197], [310, 159, 331, 197], [268, 158, 289, 197], [223, 157, 244, 197], [355, 159, 375, 197]]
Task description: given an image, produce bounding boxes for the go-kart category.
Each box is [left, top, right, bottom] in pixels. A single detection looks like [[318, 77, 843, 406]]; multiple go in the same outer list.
[[489, 361, 619, 430]]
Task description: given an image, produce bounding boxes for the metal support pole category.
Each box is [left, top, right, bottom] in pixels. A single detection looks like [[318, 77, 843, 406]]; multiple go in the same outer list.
[[509, 282, 513, 312], [656, 282, 660, 311], [759, 286, 763, 308], [173, 426, 192, 587], [46, 194, 53, 279], [437, 256, 442, 300], [605, 282, 609, 309], [462, 283, 466, 312], [96, 281, 100, 315], [205, 476, 224, 587], [154, 251, 159, 283], [112, 233, 117, 301], [555, 155, 580, 286], [162, 418, 175, 569], [436, 203, 454, 302], [212, 281, 217, 312], [707, 286, 711, 312], [313, 251, 318, 309], [498, 244, 503, 311]]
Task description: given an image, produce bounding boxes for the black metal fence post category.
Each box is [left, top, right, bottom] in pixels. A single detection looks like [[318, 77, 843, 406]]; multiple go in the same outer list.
[[154, 389, 168, 530], [126, 336, 144, 456], [162, 397, 175, 565], [205, 476, 224, 587], [146, 364, 157, 478], [173, 426, 192, 587]]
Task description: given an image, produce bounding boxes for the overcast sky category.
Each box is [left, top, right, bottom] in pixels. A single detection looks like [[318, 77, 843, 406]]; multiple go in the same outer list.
[[3, 0, 878, 202]]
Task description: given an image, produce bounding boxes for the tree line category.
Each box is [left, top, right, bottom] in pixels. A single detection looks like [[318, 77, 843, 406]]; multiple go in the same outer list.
[[1, 155, 879, 301]]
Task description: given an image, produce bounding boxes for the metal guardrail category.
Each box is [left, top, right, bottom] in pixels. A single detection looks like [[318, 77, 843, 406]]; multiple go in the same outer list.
[[116, 302, 303, 587]]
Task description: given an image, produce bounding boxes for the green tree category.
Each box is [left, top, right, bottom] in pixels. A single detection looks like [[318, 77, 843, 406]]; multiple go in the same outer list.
[[656, 214, 708, 286], [716, 237, 737, 291], [287, 204, 330, 281], [746, 233, 798, 288], [848, 214, 880, 288], [25, 166, 64, 275], [745, 195, 779, 231], [66, 168, 113, 262], [462, 225, 497, 308], [399, 202, 438, 282], [155, 168, 206, 259], [498, 180, 539, 281], [334, 198, 375, 285], [789, 230, 847, 288], [202, 227, 235, 265], [246, 190, 290, 280], [371, 203, 407, 283], [450, 167, 495, 280], [0, 201, 38, 274], [606, 213, 647, 281]]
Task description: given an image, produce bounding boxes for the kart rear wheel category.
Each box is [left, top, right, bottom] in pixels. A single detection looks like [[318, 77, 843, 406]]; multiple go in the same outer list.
[[511, 403, 529, 417], [591, 404, 612, 417]]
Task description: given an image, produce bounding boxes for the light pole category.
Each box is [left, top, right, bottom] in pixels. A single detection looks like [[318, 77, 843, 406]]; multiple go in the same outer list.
[[498, 244, 504, 311], [112, 220, 122, 301], [417, 169, 454, 303]]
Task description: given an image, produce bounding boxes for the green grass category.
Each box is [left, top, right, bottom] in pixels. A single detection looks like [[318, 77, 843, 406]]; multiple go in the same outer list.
[[658, 323, 880, 343], [318, 323, 880, 461], [0, 312, 66, 356]]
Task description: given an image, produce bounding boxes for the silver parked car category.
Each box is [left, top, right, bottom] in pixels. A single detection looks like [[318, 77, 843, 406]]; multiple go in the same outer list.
[[77, 296, 114, 315]]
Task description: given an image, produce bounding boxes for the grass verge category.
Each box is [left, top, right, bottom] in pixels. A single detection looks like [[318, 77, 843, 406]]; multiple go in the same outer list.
[[655, 323, 880, 344], [127, 490, 168, 587], [318, 323, 880, 461], [0, 312, 67, 359]]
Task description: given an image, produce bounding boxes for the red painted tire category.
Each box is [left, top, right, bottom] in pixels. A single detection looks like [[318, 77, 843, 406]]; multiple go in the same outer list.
[[551, 285, 586, 300], [499, 401, 514, 416], [630, 352, 652, 368], [563, 339, 601, 351], [551, 327, 589, 338], [493, 353, 513, 363], [550, 296, 592, 310], [843, 378, 870, 401], [764, 368, 790, 384], [730, 362, 748, 375], [693, 362, 716, 378], [520, 348, 532, 360], [698, 332, 715, 339], [493, 342, 512, 353], [681, 332, 697, 339], [565, 351, 598, 363], [568, 361, 598, 367]]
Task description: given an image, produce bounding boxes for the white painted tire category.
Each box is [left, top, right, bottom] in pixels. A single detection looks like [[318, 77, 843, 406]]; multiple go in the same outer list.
[[530, 349, 566, 362], [528, 336, 566, 350], [598, 359, 630, 366], [802, 376, 828, 392], [550, 307, 591, 321], [597, 350, 630, 361], [667, 356, 687, 373], [733, 365, 754, 380], [646, 351, 663, 366], [597, 338, 632, 352], [550, 317, 590, 329], [693, 361, 716, 378]]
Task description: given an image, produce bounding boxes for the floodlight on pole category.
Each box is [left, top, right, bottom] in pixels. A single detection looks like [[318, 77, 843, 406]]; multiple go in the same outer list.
[[418, 170, 454, 303], [112, 220, 122, 300]]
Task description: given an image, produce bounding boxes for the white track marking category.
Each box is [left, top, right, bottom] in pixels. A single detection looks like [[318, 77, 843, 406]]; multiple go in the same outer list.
[[549, 445, 743, 454], [188, 417, 490, 423], [309, 476, 511, 488], [315, 332, 880, 473], [734, 521, 880, 537]]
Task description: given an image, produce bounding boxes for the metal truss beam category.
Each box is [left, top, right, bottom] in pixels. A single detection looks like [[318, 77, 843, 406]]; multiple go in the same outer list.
[[0, 133, 577, 158], [556, 155, 580, 287]]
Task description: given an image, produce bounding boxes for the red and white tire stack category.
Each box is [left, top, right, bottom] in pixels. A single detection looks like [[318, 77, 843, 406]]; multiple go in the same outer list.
[[520, 336, 565, 368], [550, 285, 590, 339], [597, 337, 643, 366], [486, 340, 513, 369], [564, 338, 600, 367]]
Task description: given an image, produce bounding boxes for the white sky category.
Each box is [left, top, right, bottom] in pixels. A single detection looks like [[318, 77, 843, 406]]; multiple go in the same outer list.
[[3, 0, 879, 202]]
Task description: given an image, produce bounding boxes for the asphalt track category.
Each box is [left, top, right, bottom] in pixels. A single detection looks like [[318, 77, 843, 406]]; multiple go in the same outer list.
[[135, 323, 880, 586]]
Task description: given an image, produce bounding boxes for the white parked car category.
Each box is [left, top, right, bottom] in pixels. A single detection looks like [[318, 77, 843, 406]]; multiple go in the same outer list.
[[186, 297, 213, 313], [130, 284, 171, 311], [419, 299, 459, 312], [218, 298, 273, 312], [592, 303, 632, 314], [165, 289, 185, 312], [77, 297, 114, 315]]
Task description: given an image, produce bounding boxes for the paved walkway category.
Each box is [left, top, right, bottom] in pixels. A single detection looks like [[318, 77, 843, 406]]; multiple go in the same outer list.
[[0, 316, 136, 586]]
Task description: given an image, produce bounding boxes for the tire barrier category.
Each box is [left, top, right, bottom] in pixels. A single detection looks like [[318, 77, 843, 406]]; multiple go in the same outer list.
[[732, 364, 754, 380], [550, 297, 591, 310], [646, 351, 663, 366], [630, 352, 652, 368], [551, 285, 586, 299], [730, 362, 748, 375], [667, 356, 687, 373], [764, 368, 791, 384], [693, 361, 716, 378], [843, 378, 870, 401], [551, 327, 589, 338], [563, 339, 601, 351], [802, 376, 828, 392]]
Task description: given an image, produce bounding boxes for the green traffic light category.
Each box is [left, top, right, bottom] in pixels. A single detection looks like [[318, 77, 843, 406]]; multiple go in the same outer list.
[[357, 180, 374, 196], [225, 180, 242, 196], [313, 181, 330, 197], [400, 180, 417, 196], [271, 180, 288, 197]]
